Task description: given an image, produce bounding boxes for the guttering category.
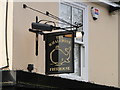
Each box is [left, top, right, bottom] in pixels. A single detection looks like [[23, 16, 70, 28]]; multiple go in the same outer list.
[[91, 0, 120, 13], [98, 0, 120, 7]]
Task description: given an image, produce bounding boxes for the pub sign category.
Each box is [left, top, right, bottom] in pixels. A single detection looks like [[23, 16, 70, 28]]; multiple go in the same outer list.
[[45, 31, 74, 74]]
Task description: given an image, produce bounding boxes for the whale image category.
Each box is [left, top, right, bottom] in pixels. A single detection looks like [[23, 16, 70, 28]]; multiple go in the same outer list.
[[50, 46, 71, 66]]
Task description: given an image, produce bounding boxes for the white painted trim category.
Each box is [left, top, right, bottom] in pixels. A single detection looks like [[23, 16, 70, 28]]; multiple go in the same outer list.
[[84, 5, 89, 81], [58, 0, 89, 82], [82, 2, 89, 82], [75, 40, 84, 45]]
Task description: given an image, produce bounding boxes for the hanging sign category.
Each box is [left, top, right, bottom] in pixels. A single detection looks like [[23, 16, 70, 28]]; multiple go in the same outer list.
[[45, 31, 74, 74]]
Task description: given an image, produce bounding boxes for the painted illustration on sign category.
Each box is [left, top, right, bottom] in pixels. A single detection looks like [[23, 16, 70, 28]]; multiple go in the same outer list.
[[50, 46, 71, 66]]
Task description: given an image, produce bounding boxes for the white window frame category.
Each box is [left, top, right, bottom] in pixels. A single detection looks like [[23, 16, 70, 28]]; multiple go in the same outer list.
[[58, 0, 88, 82]]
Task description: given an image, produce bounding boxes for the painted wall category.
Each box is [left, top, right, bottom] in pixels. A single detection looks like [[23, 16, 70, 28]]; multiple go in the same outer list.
[[0, 0, 13, 69], [0, 1, 7, 68], [7, 1, 13, 70], [118, 12, 120, 87], [87, 2, 118, 87], [12, 2, 59, 74]]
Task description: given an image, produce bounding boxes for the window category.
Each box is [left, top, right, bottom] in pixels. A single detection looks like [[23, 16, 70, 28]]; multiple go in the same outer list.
[[59, 1, 88, 81]]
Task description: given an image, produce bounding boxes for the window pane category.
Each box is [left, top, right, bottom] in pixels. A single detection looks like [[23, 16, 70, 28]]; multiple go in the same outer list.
[[72, 7, 83, 31], [72, 7, 83, 42], [59, 3, 72, 28], [74, 44, 81, 76]]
